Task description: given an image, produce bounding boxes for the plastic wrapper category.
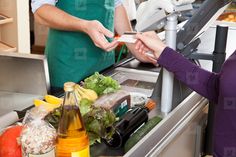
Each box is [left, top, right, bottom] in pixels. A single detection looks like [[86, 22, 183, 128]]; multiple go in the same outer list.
[[22, 106, 48, 125], [20, 106, 57, 156], [92, 90, 131, 117], [20, 119, 57, 156]]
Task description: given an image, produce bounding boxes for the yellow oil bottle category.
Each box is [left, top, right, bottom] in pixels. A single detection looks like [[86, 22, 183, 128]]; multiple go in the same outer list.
[[56, 82, 90, 157]]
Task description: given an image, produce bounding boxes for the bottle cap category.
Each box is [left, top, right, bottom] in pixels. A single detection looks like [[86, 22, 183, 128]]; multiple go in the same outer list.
[[64, 82, 76, 92], [145, 99, 156, 111]]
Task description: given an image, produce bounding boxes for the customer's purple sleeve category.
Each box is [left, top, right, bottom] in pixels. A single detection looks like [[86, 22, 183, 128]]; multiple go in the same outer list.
[[158, 47, 220, 103]]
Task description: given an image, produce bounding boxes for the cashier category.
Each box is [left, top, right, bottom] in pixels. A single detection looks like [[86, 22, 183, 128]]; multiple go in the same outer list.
[[31, 0, 156, 88], [135, 31, 236, 157]]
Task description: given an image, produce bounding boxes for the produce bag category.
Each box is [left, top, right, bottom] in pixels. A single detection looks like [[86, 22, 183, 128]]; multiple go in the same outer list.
[[20, 119, 57, 157], [20, 107, 57, 157]]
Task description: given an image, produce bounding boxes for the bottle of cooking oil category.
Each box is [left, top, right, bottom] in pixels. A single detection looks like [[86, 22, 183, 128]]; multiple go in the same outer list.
[[56, 82, 90, 157]]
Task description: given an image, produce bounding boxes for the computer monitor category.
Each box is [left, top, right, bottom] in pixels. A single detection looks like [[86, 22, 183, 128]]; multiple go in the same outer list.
[[177, 0, 232, 51]]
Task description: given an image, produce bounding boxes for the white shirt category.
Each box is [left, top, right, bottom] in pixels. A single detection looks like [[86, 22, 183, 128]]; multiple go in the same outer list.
[[122, 0, 136, 20], [31, 0, 123, 13]]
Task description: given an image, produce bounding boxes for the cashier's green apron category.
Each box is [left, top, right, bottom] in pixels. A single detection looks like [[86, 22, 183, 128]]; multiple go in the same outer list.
[[46, 0, 115, 88]]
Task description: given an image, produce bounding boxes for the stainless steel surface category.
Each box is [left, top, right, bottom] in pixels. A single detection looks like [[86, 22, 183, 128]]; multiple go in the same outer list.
[[0, 91, 43, 116], [157, 106, 208, 157], [110, 67, 159, 97], [194, 114, 207, 157], [124, 92, 208, 157], [0, 51, 50, 95], [161, 14, 177, 113], [0, 51, 49, 116], [0, 111, 19, 130]]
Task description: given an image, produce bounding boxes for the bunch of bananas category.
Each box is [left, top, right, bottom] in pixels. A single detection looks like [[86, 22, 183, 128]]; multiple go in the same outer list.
[[74, 84, 98, 102], [34, 95, 63, 112]]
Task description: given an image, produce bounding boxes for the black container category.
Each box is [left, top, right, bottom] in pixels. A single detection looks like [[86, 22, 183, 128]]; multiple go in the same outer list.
[[105, 107, 149, 148]]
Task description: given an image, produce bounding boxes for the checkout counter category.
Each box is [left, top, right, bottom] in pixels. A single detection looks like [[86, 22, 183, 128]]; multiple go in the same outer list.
[[89, 58, 207, 157], [0, 0, 236, 156]]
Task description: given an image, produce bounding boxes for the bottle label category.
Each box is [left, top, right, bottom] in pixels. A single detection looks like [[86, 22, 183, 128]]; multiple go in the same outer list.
[[114, 100, 129, 117], [28, 148, 55, 157], [71, 146, 90, 157]]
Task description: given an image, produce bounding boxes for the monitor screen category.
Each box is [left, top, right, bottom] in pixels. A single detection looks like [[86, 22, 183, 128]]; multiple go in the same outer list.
[[177, 0, 232, 51]]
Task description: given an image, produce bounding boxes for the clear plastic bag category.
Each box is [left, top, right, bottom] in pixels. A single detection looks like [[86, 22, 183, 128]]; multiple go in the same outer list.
[[22, 106, 48, 125], [20, 107, 57, 157], [92, 90, 131, 117], [20, 119, 57, 157]]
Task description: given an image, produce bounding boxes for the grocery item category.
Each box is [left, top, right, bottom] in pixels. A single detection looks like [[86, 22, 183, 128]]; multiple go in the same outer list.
[[44, 107, 62, 130], [56, 82, 90, 157], [20, 120, 57, 157], [83, 106, 116, 145], [79, 98, 93, 116], [105, 102, 156, 148], [93, 90, 131, 117], [44, 95, 63, 105], [22, 106, 48, 124], [34, 99, 51, 107], [45, 98, 116, 145], [33, 99, 60, 112], [84, 72, 121, 96], [0, 125, 23, 157], [74, 84, 98, 102], [130, 92, 148, 106], [124, 116, 162, 152]]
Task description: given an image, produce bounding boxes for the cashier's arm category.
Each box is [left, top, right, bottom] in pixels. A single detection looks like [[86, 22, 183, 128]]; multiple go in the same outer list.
[[34, 5, 87, 31], [34, 4, 118, 51], [114, 5, 157, 64]]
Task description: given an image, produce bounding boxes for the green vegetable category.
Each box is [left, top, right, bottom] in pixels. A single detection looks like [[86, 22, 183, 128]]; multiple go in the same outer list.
[[124, 116, 162, 152], [45, 103, 116, 146], [84, 72, 121, 96], [44, 107, 62, 129], [79, 98, 93, 116], [83, 106, 116, 145]]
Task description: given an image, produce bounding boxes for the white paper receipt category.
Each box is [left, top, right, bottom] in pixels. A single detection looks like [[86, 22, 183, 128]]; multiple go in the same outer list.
[[117, 32, 137, 43]]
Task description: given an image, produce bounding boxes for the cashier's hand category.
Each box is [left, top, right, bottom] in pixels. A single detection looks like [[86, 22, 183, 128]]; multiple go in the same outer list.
[[135, 31, 167, 59], [84, 20, 118, 52]]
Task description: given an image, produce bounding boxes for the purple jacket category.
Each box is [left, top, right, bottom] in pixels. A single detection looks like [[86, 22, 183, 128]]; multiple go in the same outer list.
[[158, 47, 236, 157]]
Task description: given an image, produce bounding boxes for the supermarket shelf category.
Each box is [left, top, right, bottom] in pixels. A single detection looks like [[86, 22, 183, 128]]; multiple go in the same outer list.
[[0, 41, 16, 52], [0, 14, 13, 25]]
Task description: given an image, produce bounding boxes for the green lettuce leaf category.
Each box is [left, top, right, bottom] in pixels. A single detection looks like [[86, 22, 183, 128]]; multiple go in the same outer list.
[[84, 72, 121, 96]]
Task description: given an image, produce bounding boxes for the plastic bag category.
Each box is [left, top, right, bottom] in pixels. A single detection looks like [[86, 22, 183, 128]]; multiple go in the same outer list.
[[20, 107, 57, 157], [93, 90, 131, 117]]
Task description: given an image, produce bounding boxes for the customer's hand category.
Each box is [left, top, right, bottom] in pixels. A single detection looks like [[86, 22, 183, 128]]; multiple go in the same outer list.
[[84, 20, 118, 52], [126, 43, 157, 65], [135, 31, 167, 59]]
